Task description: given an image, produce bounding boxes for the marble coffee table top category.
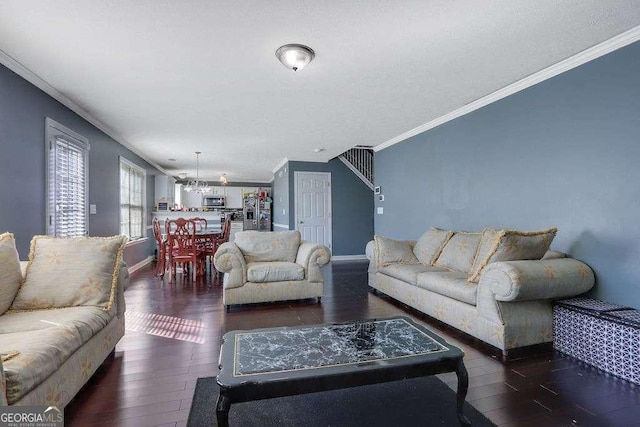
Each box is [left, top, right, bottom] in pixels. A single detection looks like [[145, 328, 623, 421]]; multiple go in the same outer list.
[[231, 317, 448, 376]]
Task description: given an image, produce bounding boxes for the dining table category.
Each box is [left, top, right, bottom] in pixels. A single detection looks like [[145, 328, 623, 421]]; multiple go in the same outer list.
[[162, 227, 222, 241]]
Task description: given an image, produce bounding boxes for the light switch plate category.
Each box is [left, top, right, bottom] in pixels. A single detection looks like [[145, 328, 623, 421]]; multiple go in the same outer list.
[[377, 207, 383, 214], [90, 204, 97, 215]]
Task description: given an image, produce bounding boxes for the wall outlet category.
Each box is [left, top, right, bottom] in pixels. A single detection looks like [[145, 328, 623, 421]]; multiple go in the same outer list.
[[377, 207, 383, 215]]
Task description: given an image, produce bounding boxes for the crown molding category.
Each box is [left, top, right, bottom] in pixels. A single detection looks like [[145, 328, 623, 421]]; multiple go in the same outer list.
[[0, 49, 172, 176], [272, 157, 290, 173], [374, 25, 640, 152]]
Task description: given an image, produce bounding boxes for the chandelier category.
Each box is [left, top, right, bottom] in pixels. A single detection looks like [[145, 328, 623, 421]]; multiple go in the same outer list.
[[184, 152, 211, 193]]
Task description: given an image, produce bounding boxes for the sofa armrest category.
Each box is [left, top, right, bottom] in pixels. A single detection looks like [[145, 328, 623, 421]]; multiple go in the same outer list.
[[213, 242, 247, 289], [365, 240, 376, 273], [295, 242, 331, 282], [479, 258, 595, 302]]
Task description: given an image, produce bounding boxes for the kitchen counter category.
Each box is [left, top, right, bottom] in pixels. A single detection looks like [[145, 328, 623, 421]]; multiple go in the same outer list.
[[229, 220, 244, 242], [152, 211, 223, 230]]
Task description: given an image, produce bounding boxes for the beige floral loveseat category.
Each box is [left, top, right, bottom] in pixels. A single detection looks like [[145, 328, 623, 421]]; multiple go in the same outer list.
[[366, 227, 595, 355], [213, 230, 331, 308], [0, 233, 128, 408]]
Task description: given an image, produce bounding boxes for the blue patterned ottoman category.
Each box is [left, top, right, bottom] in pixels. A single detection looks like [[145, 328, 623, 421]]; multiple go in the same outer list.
[[553, 297, 640, 385]]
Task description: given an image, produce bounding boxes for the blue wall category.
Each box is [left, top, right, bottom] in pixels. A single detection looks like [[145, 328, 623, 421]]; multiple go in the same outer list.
[[272, 163, 290, 229], [271, 159, 374, 256], [0, 64, 161, 265], [374, 41, 640, 308]]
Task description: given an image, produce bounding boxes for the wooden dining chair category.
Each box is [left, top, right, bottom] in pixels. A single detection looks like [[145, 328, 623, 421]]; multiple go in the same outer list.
[[166, 218, 205, 281], [217, 216, 232, 247], [192, 217, 208, 231], [200, 216, 231, 275], [152, 218, 167, 277], [208, 217, 232, 276]]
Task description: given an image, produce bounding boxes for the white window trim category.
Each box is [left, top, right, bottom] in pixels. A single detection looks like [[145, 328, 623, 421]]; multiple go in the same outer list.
[[119, 156, 147, 240], [125, 237, 149, 248], [45, 117, 90, 236]]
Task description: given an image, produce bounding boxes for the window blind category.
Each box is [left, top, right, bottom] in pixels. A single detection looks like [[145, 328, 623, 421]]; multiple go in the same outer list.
[[48, 136, 88, 237], [120, 159, 145, 240]]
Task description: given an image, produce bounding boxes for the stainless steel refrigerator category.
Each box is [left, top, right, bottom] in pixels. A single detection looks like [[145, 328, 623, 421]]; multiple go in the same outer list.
[[243, 195, 271, 231]]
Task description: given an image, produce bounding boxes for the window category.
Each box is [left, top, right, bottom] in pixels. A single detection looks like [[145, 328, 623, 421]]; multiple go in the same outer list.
[[120, 157, 146, 240], [46, 118, 89, 237]]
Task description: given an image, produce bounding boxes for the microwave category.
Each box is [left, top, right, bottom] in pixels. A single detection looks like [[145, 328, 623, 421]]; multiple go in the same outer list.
[[203, 196, 225, 208]]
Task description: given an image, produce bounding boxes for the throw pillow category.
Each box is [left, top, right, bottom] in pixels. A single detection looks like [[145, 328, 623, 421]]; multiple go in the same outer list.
[[433, 232, 482, 273], [375, 235, 419, 266], [467, 228, 500, 280], [468, 227, 558, 282], [234, 230, 301, 263], [412, 228, 454, 265], [10, 235, 127, 311], [0, 233, 22, 315]]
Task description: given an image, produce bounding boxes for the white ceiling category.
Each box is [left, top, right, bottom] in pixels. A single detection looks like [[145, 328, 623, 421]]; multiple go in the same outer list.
[[1, 1, 639, 182]]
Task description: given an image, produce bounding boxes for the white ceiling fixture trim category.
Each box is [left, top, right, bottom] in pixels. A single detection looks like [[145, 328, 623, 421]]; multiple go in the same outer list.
[[375, 25, 640, 152], [0, 48, 172, 177]]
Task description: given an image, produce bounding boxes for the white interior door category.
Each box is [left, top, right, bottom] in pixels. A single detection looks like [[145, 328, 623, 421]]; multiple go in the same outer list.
[[294, 171, 332, 251]]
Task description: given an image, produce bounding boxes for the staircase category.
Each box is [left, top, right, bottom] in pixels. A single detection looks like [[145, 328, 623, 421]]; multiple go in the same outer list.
[[338, 146, 374, 190]]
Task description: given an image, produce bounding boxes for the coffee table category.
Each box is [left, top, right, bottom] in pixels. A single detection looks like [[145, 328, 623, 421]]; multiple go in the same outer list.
[[216, 316, 470, 426]]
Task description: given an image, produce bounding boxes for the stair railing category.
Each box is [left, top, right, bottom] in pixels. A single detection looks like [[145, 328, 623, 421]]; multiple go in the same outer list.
[[338, 147, 374, 190]]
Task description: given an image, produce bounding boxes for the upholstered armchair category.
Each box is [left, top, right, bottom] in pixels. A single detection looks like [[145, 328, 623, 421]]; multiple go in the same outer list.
[[213, 230, 331, 309]]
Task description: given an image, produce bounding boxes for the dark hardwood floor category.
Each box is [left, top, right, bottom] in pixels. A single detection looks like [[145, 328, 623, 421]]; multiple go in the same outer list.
[[64, 261, 640, 426]]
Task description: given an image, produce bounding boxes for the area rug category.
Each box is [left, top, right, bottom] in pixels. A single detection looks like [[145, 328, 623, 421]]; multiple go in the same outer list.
[[187, 375, 495, 426]]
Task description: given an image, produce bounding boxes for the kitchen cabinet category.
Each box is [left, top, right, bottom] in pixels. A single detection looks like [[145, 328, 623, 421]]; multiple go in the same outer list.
[[155, 175, 176, 205], [182, 190, 203, 209], [242, 187, 272, 199], [225, 187, 243, 209], [211, 186, 226, 196], [204, 186, 244, 208], [242, 187, 259, 198]]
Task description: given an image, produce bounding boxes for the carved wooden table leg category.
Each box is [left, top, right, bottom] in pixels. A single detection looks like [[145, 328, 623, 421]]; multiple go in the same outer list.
[[456, 359, 471, 426], [216, 391, 231, 427]]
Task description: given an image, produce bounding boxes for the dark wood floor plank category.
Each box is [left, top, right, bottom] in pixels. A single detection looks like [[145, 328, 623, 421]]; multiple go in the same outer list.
[[62, 260, 640, 427]]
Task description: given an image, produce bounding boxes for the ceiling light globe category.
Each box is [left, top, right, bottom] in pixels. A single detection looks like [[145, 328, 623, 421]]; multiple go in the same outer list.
[[276, 44, 315, 71]]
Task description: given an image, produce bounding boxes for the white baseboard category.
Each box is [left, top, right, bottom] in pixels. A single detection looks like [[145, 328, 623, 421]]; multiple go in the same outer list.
[[273, 223, 290, 229], [331, 254, 368, 261], [128, 256, 153, 275]]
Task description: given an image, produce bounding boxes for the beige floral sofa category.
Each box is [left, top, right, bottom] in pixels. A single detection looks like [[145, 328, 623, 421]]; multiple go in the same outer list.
[[213, 230, 331, 308], [0, 233, 128, 408], [366, 227, 595, 355]]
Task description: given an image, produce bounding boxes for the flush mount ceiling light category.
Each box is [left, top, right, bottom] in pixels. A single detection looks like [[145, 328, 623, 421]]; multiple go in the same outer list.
[[275, 44, 315, 71], [184, 152, 211, 193], [178, 172, 187, 179]]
